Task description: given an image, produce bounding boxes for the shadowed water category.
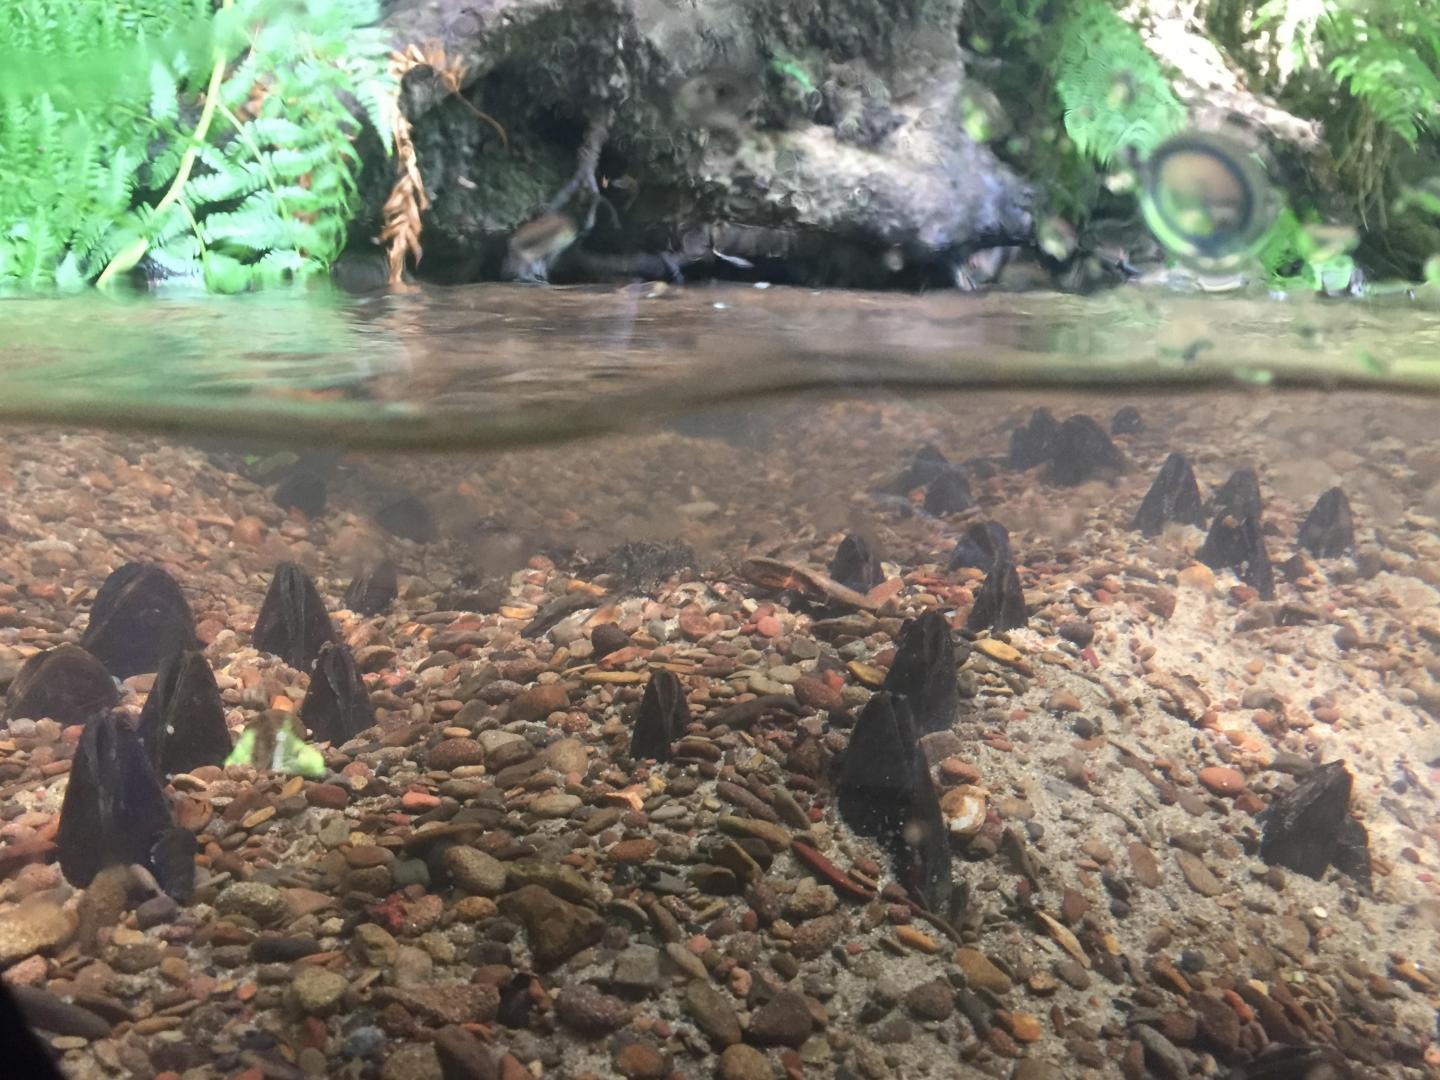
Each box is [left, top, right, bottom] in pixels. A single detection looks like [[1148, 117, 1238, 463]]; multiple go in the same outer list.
[[4, 283, 1440, 449]]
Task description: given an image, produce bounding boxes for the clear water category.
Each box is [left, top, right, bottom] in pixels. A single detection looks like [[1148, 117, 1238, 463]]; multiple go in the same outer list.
[[3, 284, 1440, 1079]]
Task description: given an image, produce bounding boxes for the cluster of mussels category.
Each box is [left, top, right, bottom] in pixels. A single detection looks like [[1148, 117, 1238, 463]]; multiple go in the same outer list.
[[781, 403, 1371, 925], [2, 558, 399, 904]]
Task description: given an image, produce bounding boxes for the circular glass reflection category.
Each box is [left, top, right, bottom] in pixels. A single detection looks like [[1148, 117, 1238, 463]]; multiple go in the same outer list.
[[1139, 131, 1277, 267]]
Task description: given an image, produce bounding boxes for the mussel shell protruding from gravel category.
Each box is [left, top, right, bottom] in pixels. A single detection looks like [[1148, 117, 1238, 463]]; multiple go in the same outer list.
[[343, 559, 398, 616], [149, 825, 199, 904], [1210, 467, 1263, 523], [1046, 414, 1127, 486], [138, 650, 231, 776], [965, 553, 1028, 633], [1134, 452, 1206, 536], [630, 669, 688, 761], [300, 642, 374, 745], [828, 534, 884, 594], [889, 444, 953, 493], [252, 562, 335, 671], [948, 521, 1011, 573], [1297, 487, 1355, 559], [882, 611, 959, 736], [57, 712, 175, 890], [1111, 405, 1144, 434], [1008, 408, 1058, 470], [837, 692, 951, 912], [1259, 760, 1369, 887], [4, 645, 119, 726], [1198, 508, 1275, 599], [81, 562, 198, 679], [923, 468, 974, 515]]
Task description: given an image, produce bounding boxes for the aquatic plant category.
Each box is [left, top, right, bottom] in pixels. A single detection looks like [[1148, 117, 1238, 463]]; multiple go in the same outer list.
[[0, 0, 396, 293]]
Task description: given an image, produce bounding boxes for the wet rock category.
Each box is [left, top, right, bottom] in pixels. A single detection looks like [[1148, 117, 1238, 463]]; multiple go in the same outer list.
[[948, 521, 1010, 573], [344, 559, 399, 616], [611, 945, 663, 994], [718, 1044, 771, 1080], [81, 563, 198, 679], [630, 669, 688, 762], [445, 847, 508, 896], [1047, 414, 1127, 486], [0, 897, 75, 966], [300, 641, 374, 744], [685, 980, 742, 1046], [955, 948, 1012, 994], [828, 534, 884, 594], [1197, 473, 1274, 600], [1009, 408, 1058, 470], [497, 884, 603, 969], [1133, 453, 1205, 536], [252, 562, 335, 671], [904, 978, 955, 1021], [923, 469, 974, 515], [613, 1042, 667, 1079], [590, 623, 634, 660], [291, 966, 348, 1015], [1111, 405, 1144, 434], [382, 1043, 443, 1080], [507, 683, 568, 723], [274, 470, 327, 517], [137, 649, 230, 776], [556, 984, 630, 1034], [4, 645, 118, 726], [430, 737, 485, 771], [882, 611, 958, 735], [10, 985, 112, 1040], [748, 991, 813, 1047], [1260, 761, 1369, 886], [1297, 487, 1354, 558], [965, 550, 1027, 633], [215, 882, 288, 926], [434, 1025, 497, 1080], [837, 693, 951, 912], [375, 494, 438, 543], [1173, 851, 1224, 897], [57, 713, 174, 890], [889, 445, 953, 493]]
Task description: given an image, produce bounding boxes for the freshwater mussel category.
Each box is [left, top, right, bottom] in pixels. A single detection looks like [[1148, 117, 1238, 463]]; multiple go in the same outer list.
[[137, 649, 231, 776], [4, 645, 118, 726], [81, 562, 198, 679], [300, 642, 374, 745], [253, 562, 335, 671]]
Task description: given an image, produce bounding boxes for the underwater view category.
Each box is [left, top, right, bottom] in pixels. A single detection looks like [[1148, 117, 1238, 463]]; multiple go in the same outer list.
[[5, 0, 1440, 1079]]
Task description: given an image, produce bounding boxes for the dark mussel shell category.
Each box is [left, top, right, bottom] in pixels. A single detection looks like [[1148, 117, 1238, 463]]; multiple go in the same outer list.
[[1259, 761, 1368, 885], [300, 642, 374, 745], [138, 650, 231, 777], [273, 470, 327, 517], [1296, 487, 1354, 559], [965, 552, 1028, 633], [889, 444, 953, 493], [828, 534, 884, 594], [882, 611, 959, 736], [948, 521, 1010, 573], [81, 563, 198, 679], [1198, 508, 1275, 600], [1111, 405, 1144, 434], [923, 469, 974, 515], [252, 562, 335, 671], [629, 669, 688, 762], [4, 645, 118, 726], [1134, 452, 1205, 536], [57, 713, 173, 890], [343, 559, 398, 616], [1046, 414, 1127, 486], [836, 693, 951, 912], [1008, 408, 1058, 470]]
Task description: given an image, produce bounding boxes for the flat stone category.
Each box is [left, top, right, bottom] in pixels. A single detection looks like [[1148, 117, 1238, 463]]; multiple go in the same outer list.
[[10, 986, 112, 1040], [1128, 843, 1160, 889], [789, 913, 845, 960], [1173, 851, 1225, 897], [433, 1024, 497, 1080], [749, 991, 813, 1047], [445, 847, 508, 896], [1197, 766, 1246, 797], [498, 885, 603, 969], [543, 738, 588, 774], [429, 738, 485, 771], [717, 816, 791, 851], [508, 684, 569, 724], [291, 966, 348, 1015], [904, 978, 955, 1021], [505, 860, 594, 904], [353, 922, 399, 967], [530, 792, 581, 818], [614, 1042, 667, 1079], [370, 985, 500, 1026], [718, 1044, 772, 1080], [215, 882, 288, 926], [611, 945, 664, 994], [685, 979, 742, 1046], [555, 984, 630, 1035], [0, 898, 74, 966], [955, 948, 1012, 994], [382, 1043, 443, 1080]]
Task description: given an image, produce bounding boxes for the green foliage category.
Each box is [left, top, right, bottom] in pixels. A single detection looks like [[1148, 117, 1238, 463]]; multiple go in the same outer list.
[[0, 0, 396, 294], [1052, 1, 1186, 167]]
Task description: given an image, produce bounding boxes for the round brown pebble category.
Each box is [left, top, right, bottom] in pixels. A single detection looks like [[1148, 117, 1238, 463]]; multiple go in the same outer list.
[[428, 738, 485, 771], [718, 1044, 771, 1080], [1197, 766, 1246, 797], [614, 1042, 666, 1079]]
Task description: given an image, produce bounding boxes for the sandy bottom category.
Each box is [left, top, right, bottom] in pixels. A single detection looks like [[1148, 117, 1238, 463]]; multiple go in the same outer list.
[[1, 385, 1438, 1079]]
